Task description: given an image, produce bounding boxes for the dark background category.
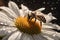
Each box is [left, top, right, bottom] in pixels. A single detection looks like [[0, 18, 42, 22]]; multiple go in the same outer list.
[[0, 0, 60, 25]]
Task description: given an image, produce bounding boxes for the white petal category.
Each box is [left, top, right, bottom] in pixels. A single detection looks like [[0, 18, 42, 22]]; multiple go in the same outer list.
[[2, 31, 22, 40], [42, 32, 60, 40], [46, 12, 57, 23], [48, 13, 57, 19], [51, 24, 60, 30], [8, 1, 20, 16], [0, 26, 17, 37], [0, 12, 15, 26], [42, 23, 60, 30], [42, 29, 56, 36], [21, 4, 29, 11], [42, 23, 57, 29], [8, 31, 22, 40], [19, 9, 25, 17], [56, 33, 60, 38], [21, 4, 30, 16], [0, 11, 15, 26], [19, 9, 32, 17], [42, 28, 60, 40], [33, 34, 47, 40], [0, 11, 13, 22], [20, 33, 33, 40], [43, 35, 54, 40], [42, 23, 53, 29], [36, 8, 45, 11], [0, 29, 9, 37], [0, 18, 14, 26], [48, 12, 52, 16], [0, 26, 17, 33], [0, 7, 17, 19], [2, 30, 17, 40]]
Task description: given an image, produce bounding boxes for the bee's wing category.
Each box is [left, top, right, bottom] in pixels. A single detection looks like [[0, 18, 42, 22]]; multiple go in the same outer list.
[[37, 15, 46, 23]]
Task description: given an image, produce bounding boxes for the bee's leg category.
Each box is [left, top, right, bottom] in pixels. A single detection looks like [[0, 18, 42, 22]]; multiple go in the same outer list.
[[29, 17, 31, 20], [28, 17, 33, 22], [34, 17, 36, 23], [28, 14, 30, 19], [35, 17, 36, 22], [27, 14, 31, 21], [38, 20, 42, 27]]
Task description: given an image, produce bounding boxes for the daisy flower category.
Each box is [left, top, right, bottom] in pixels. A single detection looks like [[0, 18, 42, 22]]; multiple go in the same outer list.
[[0, 1, 60, 40]]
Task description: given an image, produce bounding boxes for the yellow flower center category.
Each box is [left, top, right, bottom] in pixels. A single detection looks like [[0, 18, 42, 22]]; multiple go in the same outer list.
[[14, 17, 42, 35]]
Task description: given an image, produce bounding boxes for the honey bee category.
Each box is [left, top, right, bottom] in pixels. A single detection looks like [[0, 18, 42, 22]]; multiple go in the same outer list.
[[27, 11, 46, 23]]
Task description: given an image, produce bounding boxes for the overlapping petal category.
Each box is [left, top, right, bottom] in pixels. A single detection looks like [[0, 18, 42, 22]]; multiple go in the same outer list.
[[0, 11, 15, 26], [0, 26, 17, 37], [8, 1, 20, 16], [0, 7, 17, 19], [2, 31, 22, 40]]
